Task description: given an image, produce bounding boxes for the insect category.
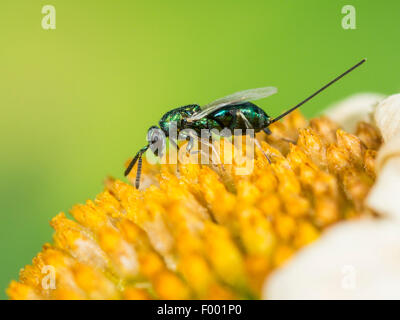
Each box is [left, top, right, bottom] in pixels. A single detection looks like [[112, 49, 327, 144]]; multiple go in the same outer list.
[[125, 59, 366, 189]]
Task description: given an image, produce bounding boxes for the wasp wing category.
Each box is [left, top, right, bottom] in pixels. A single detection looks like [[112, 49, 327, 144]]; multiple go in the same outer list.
[[187, 87, 277, 122]]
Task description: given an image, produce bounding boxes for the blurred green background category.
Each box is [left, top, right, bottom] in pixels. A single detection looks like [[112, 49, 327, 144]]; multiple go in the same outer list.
[[1, 0, 399, 299]]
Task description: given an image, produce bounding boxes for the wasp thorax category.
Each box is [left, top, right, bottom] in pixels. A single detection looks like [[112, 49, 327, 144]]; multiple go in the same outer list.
[[147, 126, 166, 157]]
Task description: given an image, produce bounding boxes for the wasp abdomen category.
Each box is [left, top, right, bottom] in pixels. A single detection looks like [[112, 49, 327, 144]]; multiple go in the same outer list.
[[208, 102, 271, 133]]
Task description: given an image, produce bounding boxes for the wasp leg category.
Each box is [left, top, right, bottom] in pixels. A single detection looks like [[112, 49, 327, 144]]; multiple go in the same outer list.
[[178, 132, 202, 160], [185, 130, 225, 170], [281, 137, 297, 144], [263, 127, 272, 135], [201, 136, 224, 168], [238, 111, 272, 164], [203, 130, 226, 167], [186, 135, 195, 154], [254, 138, 271, 164], [169, 137, 179, 150], [179, 132, 197, 156], [189, 132, 219, 161], [169, 138, 181, 176], [263, 127, 296, 144]]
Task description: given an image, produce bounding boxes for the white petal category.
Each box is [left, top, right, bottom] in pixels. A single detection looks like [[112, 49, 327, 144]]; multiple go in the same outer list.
[[263, 219, 400, 300], [323, 93, 384, 132], [367, 158, 400, 219], [366, 94, 400, 220], [374, 94, 400, 141]]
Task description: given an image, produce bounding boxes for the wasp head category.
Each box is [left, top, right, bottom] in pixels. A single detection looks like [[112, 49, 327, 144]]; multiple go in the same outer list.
[[147, 125, 166, 158]]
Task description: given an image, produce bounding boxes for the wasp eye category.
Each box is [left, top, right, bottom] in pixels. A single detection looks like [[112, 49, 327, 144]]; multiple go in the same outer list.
[[147, 126, 166, 158]]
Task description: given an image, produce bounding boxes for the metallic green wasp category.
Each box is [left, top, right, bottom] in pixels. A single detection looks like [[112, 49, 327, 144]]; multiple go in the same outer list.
[[125, 59, 366, 188]]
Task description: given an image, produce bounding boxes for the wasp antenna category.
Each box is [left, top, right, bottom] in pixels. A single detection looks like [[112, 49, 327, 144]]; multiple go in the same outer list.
[[135, 154, 143, 189], [124, 153, 140, 177], [124, 145, 149, 177], [270, 58, 366, 124]]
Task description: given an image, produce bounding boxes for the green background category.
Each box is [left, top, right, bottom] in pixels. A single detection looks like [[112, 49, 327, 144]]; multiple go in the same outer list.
[[1, 0, 399, 299]]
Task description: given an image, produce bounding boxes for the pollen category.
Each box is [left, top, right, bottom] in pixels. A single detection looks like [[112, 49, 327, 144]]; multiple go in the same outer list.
[[7, 111, 382, 300]]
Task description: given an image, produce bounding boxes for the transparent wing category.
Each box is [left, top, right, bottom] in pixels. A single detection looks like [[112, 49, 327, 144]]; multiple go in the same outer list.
[[187, 86, 277, 121]]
